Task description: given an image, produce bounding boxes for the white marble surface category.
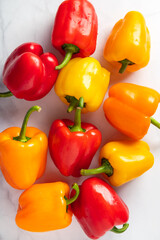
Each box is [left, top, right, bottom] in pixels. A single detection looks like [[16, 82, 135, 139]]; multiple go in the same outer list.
[[0, 0, 160, 239]]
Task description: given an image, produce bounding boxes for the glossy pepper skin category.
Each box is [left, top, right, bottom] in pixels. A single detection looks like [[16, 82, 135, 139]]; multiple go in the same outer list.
[[54, 57, 110, 113], [81, 140, 154, 186], [16, 182, 74, 232], [0, 106, 48, 189], [104, 11, 150, 73], [103, 83, 160, 140], [49, 119, 101, 177], [52, 0, 98, 69], [71, 177, 129, 239], [1, 42, 58, 100]]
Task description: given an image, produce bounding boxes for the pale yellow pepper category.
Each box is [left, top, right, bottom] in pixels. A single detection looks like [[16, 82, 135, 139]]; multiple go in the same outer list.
[[81, 140, 154, 187], [54, 57, 110, 113]]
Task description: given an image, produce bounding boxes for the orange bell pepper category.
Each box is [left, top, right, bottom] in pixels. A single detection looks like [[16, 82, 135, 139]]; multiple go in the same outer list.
[[103, 11, 150, 73], [0, 106, 48, 189], [103, 83, 160, 140], [15, 182, 79, 232]]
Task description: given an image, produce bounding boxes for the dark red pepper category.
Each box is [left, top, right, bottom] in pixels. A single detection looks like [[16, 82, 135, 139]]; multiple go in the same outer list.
[[52, 0, 98, 70], [0, 42, 58, 100], [48, 97, 101, 177], [71, 177, 129, 239]]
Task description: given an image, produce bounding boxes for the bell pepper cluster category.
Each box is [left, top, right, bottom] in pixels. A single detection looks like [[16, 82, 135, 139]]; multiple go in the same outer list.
[[0, 0, 158, 239]]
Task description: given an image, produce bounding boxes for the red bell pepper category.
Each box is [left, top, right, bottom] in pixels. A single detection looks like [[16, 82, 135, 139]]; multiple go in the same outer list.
[[52, 0, 98, 70], [71, 177, 129, 239], [48, 97, 101, 177], [0, 42, 58, 100]]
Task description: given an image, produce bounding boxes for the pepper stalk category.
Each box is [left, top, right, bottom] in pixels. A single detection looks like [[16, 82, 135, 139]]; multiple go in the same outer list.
[[13, 105, 41, 143], [64, 183, 80, 212], [55, 44, 79, 70], [80, 158, 113, 177], [150, 117, 160, 129], [111, 223, 129, 233], [119, 59, 135, 73], [65, 183, 80, 205], [67, 96, 86, 133], [0, 91, 13, 97]]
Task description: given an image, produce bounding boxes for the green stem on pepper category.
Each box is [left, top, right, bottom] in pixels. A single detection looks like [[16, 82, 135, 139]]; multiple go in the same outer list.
[[65, 96, 79, 113], [119, 59, 134, 74], [68, 97, 86, 133], [0, 91, 13, 98], [111, 223, 129, 233], [13, 106, 41, 143], [80, 158, 113, 177], [150, 117, 160, 129], [65, 183, 80, 206], [55, 44, 79, 70]]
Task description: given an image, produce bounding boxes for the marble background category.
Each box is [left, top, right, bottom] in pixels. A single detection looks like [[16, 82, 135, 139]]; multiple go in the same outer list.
[[0, 0, 160, 239]]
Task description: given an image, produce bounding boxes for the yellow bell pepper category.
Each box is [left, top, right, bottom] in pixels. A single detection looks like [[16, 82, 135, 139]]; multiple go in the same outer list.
[[81, 140, 154, 187], [16, 182, 79, 232], [54, 57, 110, 113], [103, 11, 151, 73]]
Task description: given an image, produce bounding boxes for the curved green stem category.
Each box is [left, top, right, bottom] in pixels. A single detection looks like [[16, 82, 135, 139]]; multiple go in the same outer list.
[[69, 107, 83, 132], [13, 106, 41, 143], [151, 117, 160, 129], [55, 52, 72, 70], [55, 44, 79, 70], [80, 158, 113, 177], [0, 91, 13, 98], [111, 223, 129, 233], [68, 97, 85, 132], [65, 96, 79, 113], [65, 183, 80, 206], [119, 59, 134, 74], [65, 95, 86, 113]]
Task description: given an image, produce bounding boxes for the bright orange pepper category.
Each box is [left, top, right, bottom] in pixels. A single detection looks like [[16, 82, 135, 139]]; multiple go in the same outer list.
[[103, 11, 150, 73], [103, 83, 160, 140], [0, 106, 48, 189], [15, 182, 79, 232]]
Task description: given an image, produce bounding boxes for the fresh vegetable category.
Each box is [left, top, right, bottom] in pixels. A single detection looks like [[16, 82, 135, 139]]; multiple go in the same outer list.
[[104, 11, 150, 73], [0, 106, 48, 189], [103, 83, 160, 140], [52, 0, 98, 70], [71, 177, 129, 239], [0, 42, 58, 100], [81, 140, 154, 186], [54, 57, 110, 113], [49, 97, 101, 177], [16, 182, 79, 232]]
